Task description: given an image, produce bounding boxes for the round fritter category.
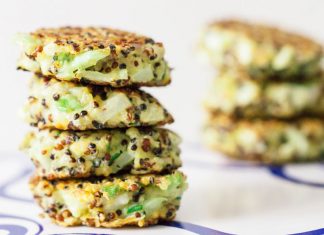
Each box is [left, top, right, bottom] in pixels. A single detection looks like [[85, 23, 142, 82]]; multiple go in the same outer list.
[[21, 127, 181, 180], [16, 27, 170, 87], [30, 171, 187, 228], [200, 20, 323, 81], [205, 69, 324, 118], [23, 76, 173, 130], [204, 114, 324, 164]]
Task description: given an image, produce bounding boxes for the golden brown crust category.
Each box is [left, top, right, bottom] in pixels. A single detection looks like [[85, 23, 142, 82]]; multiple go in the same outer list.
[[211, 20, 322, 54], [32, 26, 163, 52]]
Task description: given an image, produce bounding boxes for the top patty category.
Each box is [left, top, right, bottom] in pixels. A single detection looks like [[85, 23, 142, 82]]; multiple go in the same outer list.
[[200, 19, 323, 81], [16, 27, 170, 87]]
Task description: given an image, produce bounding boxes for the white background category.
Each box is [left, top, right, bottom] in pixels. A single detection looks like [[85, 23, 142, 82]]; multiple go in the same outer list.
[[0, 0, 323, 152]]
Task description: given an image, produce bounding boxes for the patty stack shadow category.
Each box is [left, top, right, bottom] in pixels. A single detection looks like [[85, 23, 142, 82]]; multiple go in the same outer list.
[[200, 20, 324, 164], [17, 27, 187, 227]]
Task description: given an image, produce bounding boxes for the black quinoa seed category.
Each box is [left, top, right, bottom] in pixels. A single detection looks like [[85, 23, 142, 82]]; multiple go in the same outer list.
[[119, 63, 127, 69], [41, 98, 47, 107], [92, 120, 104, 129], [166, 210, 173, 218], [88, 143, 96, 149], [80, 110, 88, 116], [149, 55, 157, 60], [131, 144, 137, 151], [56, 166, 64, 172], [153, 147, 162, 155], [134, 113, 140, 121], [145, 38, 155, 44], [74, 113, 80, 120], [78, 157, 85, 163], [121, 50, 129, 57], [139, 103, 147, 111], [109, 44, 116, 51], [53, 94, 60, 101]]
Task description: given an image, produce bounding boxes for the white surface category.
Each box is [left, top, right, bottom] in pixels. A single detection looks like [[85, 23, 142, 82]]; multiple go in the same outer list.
[[0, 0, 324, 151]]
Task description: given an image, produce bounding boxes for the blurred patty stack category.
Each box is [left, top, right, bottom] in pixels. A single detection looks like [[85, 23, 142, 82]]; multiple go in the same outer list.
[[200, 20, 324, 164], [16, 27, 187, 227]]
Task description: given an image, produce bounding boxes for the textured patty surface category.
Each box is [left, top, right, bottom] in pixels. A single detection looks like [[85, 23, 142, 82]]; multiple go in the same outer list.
[[21, 128, 181, 180], [16, 27, 170, 87], [23, 76, 173, 130], [30, 171, 187, 227], [204, 114, 324, 164], [200, 20, 323, 80], [205, 69, 324, 118]]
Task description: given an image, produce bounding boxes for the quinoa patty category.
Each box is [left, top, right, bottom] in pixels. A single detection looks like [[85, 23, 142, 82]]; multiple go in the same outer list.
[[23, 76, 173, 130], [205, 69, 324, 118], [30, 171, 187, 228], [204, 114, 324, 164], [16, 27, 170, 87], [200, 20, 323, 80], [21, 127, 181, 180]]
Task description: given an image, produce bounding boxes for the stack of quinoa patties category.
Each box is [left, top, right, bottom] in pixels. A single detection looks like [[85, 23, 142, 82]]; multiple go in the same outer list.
[[200, 20, 324, 164], [17, 27, 187, 228]]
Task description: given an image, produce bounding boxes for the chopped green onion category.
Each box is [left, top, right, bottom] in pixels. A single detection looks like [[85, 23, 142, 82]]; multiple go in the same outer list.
[[108, 151, 123, 166], [55, 95, 82, 112], [102, 185, 120, 197], [127, 204, 143, 214], [53, 52, 73, 63]]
